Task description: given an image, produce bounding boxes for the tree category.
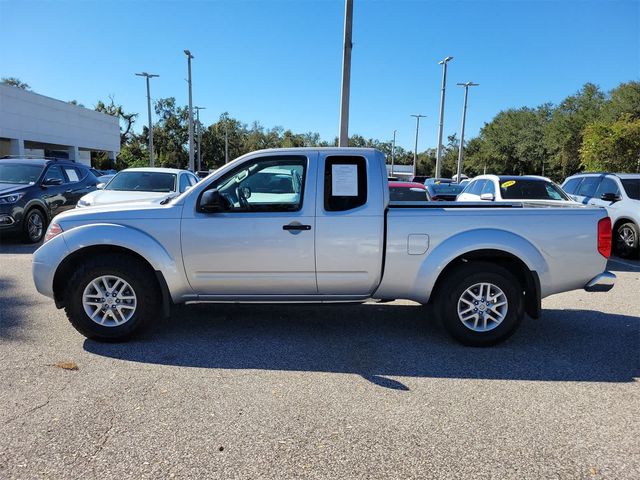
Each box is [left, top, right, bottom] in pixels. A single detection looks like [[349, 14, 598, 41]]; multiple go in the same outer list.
[[95, 96, 138, 145], [580, 115, 640, 173], [600, 81, 640, 123], [545, 83, 606, 177], [1, 77, 30, 90]]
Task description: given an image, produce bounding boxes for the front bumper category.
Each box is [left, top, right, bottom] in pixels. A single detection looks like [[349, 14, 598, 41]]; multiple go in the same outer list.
[[584, 271, 616, 292]]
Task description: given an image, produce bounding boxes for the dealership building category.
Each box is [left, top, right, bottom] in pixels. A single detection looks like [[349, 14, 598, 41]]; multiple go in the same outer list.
[[0, 83, 120, 166]]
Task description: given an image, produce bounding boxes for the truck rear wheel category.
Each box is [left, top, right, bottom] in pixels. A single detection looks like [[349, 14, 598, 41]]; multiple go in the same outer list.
[[435, 262, 524, 346], [64, 255, 160, 341]]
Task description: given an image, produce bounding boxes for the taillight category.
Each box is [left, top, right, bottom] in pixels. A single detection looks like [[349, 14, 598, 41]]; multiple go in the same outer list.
[[598, 217, 612, 258], [44, 223, 63, 243]]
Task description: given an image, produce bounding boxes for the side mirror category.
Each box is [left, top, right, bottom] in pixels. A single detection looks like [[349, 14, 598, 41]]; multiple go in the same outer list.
[[600, 192, 621, 202], [43, 178, 63, 186], [480, 193, 495, 201], [96, 183, 106, 190], [199, 188, 226, 213]]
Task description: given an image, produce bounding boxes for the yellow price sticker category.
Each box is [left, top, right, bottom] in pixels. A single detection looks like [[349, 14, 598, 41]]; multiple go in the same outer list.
[[501, 180, 516, 188]]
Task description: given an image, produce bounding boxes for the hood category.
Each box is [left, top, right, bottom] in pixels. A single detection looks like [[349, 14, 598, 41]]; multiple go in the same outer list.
[[0, 183, 29, 195], [79, 190, 170, 207], [55, 199, 182, 226]]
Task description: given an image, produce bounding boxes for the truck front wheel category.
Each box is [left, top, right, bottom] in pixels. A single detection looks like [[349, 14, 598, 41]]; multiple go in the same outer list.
[[64, 255, 160, 341], [435, 262, 524, 346]]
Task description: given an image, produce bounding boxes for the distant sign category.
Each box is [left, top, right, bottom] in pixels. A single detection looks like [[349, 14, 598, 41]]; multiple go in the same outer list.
[[332, 164, 358, 196]]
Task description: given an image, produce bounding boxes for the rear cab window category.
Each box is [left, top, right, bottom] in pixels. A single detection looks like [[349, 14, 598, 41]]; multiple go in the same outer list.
[[324, 156, 367, 211]]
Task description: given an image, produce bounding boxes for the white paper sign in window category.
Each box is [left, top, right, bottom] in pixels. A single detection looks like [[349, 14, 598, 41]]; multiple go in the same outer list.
[[65, 168, 79, 182], [331, 164, 358, 196]]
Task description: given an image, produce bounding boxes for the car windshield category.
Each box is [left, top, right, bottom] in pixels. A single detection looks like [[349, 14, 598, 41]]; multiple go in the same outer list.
[[499, 178, 570, 200], [431, 184, 465, 195], [0, 163, 44, 184], [621, 179, 640, 200], [389, 186, 428, 201], [105, 171, 176, 192]]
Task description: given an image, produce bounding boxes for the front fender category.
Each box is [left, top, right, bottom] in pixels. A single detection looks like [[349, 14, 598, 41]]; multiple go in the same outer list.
[[33, 223, 185, 303], [413, 228, 550, 303]]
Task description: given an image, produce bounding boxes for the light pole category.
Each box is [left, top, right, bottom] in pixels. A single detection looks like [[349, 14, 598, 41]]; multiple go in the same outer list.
[[338, 0, 353, 147], [222, 112, 230, 164], [410, 114, 426, 178], [194, 106, 206, 172], [391, 129, 396, 177], [455, 82, 479, 183], [435, 56, 453, 178], [184, 49, 195, 171], [135, 72, 159, 167]]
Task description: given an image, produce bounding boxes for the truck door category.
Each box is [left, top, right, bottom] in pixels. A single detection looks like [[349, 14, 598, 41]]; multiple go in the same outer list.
[[181, 153, 318, 295], [314, 153, 386, 295]]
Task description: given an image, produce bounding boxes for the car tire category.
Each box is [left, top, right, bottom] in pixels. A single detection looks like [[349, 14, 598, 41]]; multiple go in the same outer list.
[[614, 222, 639, 259], [21, 208, 46, 244], [435, 262, 524, 347], [64, 255, 160, 341]]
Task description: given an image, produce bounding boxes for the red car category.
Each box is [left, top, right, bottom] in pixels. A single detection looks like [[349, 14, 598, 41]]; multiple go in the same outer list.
[[388, 181, 430, 201]]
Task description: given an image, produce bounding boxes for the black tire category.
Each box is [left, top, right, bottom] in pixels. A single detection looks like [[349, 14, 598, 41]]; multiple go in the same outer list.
[[21, 208, 46, 243], [614, 221, 639, 259], [435, 262, 525, 347], [64, 255, 160, 341]]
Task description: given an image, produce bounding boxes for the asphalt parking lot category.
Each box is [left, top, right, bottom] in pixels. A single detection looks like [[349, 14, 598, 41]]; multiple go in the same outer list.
[[0, 240, 638, 479]]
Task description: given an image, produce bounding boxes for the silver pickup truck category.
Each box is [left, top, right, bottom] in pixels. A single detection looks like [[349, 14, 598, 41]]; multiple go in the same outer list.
[[32, 148, 615, 346]]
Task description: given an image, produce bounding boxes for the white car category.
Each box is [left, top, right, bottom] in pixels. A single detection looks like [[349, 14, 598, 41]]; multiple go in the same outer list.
[[77, 168, 199, 208], [562, 173, 640, 258], [457, 175, 573, 203]]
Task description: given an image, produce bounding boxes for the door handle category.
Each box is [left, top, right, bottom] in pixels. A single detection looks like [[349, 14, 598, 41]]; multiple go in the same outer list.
[[283, 224, 311, 231]]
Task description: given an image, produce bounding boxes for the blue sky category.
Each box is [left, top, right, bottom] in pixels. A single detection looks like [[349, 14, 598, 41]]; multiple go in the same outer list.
[[1, 0, 638, 151]]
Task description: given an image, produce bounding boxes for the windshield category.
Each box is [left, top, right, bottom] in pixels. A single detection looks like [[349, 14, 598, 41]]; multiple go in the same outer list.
[[0, 163, 44, 184], [105, 171, 177, 192], [431, 184, 465, 195], [621, 179, 640, 200], [499, 178, 570, 200], [389, 187, 428, 201]]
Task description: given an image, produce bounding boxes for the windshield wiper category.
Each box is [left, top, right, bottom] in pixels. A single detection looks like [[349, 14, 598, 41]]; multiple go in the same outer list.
[[160, 194, 179, 205]]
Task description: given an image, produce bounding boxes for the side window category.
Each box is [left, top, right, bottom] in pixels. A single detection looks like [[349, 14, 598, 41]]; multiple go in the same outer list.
[[179, 174, 190, 193], [44, 165, 67, 184], [562, 177, 582, 194], [210, 156, 306, 212], [481, 180, 495, 195], [63, 166, 80, 182], [595, 177, 620, 197], [470, 180, 486, 195], [576, 177, 600, 197], [324, 156, 367, 211]]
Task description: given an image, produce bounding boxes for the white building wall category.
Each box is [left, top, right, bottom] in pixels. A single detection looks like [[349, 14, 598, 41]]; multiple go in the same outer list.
[[0, 84, 120, 165]]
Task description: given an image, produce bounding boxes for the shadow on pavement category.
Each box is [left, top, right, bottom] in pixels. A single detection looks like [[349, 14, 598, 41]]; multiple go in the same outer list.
[[0, 277, 37, 340], [0, 233, 41, 254], [84, 303, 639, 388], [607, 257, 640, 273]]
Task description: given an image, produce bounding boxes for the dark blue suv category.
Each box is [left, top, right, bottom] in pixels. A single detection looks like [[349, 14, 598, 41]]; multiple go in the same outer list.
[[0, 157, 99, 243]]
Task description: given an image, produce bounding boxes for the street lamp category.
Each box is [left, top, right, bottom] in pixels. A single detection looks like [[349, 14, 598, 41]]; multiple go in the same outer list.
[[194, 106, 206, 172], [410, 114, 426, 178], [391, 129, 397, 177], [184, 49, 195, 171], [338, 0, 353, 147], [435, 56, 453, 178], [455, 82, 479, 183], [135, 72, 159, 167]]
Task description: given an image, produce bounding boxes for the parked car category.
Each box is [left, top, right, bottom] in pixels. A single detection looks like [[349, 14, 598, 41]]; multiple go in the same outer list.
[[76, 168, 199, 208], [33, 147, 615, 347], [195, 170, 210, 179], [562, 172, 640, 258], [426, 182, 465, 201], [411, 175, 429, 183], [425, 178, 454, 185], [0, 157, 98, 242], [457, 175, 573, 203], [388, 181, 430, 201], [96, 174, 115, 185]]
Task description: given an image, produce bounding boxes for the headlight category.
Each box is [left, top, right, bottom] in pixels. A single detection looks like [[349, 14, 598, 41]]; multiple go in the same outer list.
[[76, 199, 91, 208], [0, 192, 25, 204], [44, 223, 63, 243]]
